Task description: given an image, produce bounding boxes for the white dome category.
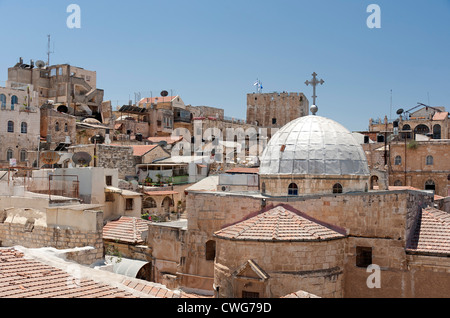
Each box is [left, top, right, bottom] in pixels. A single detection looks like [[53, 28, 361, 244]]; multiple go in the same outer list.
[[259, 115, 370, 176]]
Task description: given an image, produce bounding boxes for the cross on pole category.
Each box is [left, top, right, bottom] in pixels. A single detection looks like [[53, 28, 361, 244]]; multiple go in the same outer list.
[[305, 72, 324, 106]]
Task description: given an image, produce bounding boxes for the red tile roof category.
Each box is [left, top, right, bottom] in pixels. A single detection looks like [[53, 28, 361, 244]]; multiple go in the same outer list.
[[130, 145, 158, 157], [0, 248, 135, 298], [214, 204, 346, 242], [103, 216, 150, 244], [406, 207, 450, 256], [432, 111, 449, 121]]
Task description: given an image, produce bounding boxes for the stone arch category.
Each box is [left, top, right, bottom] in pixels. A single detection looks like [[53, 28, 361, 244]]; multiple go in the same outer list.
[[414, 124, 430, 136], [433, 124, 441, 139], [369, 169, 388, 190], [425, 179, 436, 191], [143, 197, 157, 209], [161, 196, 174, 213], [288, 183, 298, 196]]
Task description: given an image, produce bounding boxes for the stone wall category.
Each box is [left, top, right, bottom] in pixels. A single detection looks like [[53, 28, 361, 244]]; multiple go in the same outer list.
[[181, 189, 434, 294], [389, 140, 450, 197], [246, 92, 309, 128], [214, 239, 345, 298], [0, 206, 104, 265]]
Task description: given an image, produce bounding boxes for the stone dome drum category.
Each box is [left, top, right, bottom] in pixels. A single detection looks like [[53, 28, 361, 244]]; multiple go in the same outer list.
[[259, 114, 370, 196]]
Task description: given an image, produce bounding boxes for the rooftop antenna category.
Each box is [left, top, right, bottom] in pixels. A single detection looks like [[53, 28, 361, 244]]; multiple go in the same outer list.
[[390, 89, 392, 120], [47, 35, 54, 66]]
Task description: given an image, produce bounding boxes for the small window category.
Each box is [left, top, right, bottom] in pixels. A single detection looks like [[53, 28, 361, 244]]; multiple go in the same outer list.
[[426, 155, 433, 166], [288, 183, 298, 196], [0, 94, 6, 109], [7, 121, 14, 133], [272, 118, 277, 125], [394, 180, 402, 186], [205, 240, 216, 261], [394, 156, 402, 165], [126, 198, 134, 210], [356, 246, 372, 268], [6, 149, 13, 161], [55, 122, 60, 132], [261, 182, 266, 194], [21, 122, 27, 134], [11, 95, 18, 110], [64, 123, 68, 132], [20, 149, 27, 162], [332, 183, 343, 194], [105, 175, 112, 186], [105, 193, 114, 202]]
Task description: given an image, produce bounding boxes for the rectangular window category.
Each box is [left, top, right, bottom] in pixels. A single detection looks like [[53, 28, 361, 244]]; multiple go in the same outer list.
[[105, 175, 112, 186], [126, 198, 134, 210], [356, 246, 372, 268]]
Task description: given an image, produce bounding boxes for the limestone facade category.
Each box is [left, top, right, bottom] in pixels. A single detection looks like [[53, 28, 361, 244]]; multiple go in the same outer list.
[[0, 85, 40, 166], [246, 92, 309, 129]]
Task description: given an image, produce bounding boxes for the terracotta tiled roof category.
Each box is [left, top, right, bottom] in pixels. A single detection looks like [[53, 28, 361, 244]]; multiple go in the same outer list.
[[103, 216, 150, 244], [0, 248, 135, 298], [432, 111, 448, 121], [214, 204, 346, 242], [406, 207, 450, 256], [130, 145, 158, 157]]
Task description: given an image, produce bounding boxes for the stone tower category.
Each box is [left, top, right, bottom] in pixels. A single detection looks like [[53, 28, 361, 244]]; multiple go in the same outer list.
[[246, 92, 309, 128]]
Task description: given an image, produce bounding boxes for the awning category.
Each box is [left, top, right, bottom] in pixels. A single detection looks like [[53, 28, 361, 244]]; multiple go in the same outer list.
[[106, 256, 149, 279]]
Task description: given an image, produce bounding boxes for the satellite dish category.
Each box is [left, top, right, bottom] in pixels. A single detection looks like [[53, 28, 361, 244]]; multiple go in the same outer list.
[[35, 60, 46, 68], [160, 90, 169, 97], [158, 141, 167, 147], [40, 151, 61, 165], [72, 152, 92, 166], [396, 108, 404, 115]]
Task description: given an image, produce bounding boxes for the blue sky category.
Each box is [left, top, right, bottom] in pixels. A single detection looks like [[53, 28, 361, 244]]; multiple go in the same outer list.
[[1, 0, 449, 131]]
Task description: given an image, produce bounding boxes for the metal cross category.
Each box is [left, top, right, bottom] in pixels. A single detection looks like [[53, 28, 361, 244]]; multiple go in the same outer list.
[[305, 72, 324, 106]]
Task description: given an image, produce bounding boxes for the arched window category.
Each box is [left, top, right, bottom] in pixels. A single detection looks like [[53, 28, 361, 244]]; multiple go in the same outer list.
[[205, 240, 216, 261], [426, 155, 433, 165], [11, 95, 18, 110], [333, 183, 343, 194], [143, 197, 157, 209], [0, 94, 6, 109], [425, 180, 435, 191], [20, 149, 27, 162], [6, 149, 13, 161], [261, 182, 266, 194], [288, 183, 298, 196], [433, 125, 441, 139], [414, 124, 430, 136], [394, 180, 403, 186], [7, 121, 14, 133], [402, 124, 411, 139], [21, 122, 27, 134], [64, 123, 68, 132], [370, 175, 379, 190], [55, 122, 60, 131], [394, 155, 402, 165]]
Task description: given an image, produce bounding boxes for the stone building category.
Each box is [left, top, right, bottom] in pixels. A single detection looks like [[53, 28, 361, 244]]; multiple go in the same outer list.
[[246, 92, 309, 129], [7, 58, 104, 119], [0, 84, 40, 167], [40, 104, 77, 150], [146, 105, 449, 298], [389, 139, 450, 197]]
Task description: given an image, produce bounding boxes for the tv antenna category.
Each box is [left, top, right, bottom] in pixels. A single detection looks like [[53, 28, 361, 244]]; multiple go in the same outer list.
[[47, 35, 55, 66]]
